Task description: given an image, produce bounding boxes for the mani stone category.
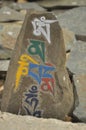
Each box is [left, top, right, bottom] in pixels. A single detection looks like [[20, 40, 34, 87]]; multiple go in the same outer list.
[[1, 11, 74, 120], [37, 0, 86, 9], [66, 41, 86, 74], [0, 6, 25, 22], [73, 75, 86, 123], [57, 7, 86, 42]]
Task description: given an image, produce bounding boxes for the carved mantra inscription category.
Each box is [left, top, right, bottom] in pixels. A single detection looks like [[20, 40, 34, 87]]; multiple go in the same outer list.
[[15, 39, 56, 116], [32, 16, 57, 44]]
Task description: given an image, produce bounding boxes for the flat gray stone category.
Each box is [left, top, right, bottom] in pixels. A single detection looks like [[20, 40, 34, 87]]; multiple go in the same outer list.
[[0, 0, 13, 8], [37, 0, 86, 9], [1, 11, 74, 120], [9, 2, 46, 11], [57, 7, 86, 41], [66, 41, 86, 74], [0, 46, 12, 60], [0, 60, 10, 71], [0, 111, 86, 130], [52, 9, 68, 16], [0, 22, 22, 50], [0, 6, 25, 22], [73, 75, 86, 123], [62, 28, 76, 51]]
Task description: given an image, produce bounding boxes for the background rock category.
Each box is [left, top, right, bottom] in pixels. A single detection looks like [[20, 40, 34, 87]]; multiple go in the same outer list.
[[9, 2, 46, 11], [0, 22, 22, 50], [0, 80, 4, 109], [66, 41, 86, 74], [0, 6, 25, 22], [0, 46, 12, 59], [73, 75, 86, 123], [37, 0, 86, 9], [52, 9, 69, 16], [0, 111, 86, 130], [57, 7, 86, 42], [62, 28, 76, 52], [0, 60, 10, 71]]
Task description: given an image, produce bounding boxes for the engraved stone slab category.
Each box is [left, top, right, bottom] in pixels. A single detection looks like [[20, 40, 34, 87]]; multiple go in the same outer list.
[[1, 11, 74, 120], [73, 75, 86, 123], [57, 7, 86, 42], [66, 41, 86, 74]]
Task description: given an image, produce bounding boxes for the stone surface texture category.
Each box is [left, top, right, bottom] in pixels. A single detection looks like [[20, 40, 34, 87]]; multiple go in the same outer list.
[[57, 7, 86, 41], [0, 22, 22, 50], [66, 41, 86, 74], [0, 6, 25, 22], [0, 111, 86, 130], [62, 28, 76, 51], [0, 46, 12, 59], [73, 75, 86, 123], [37, 0, 86, 8], [52, 9, 68, 16], [9, 2, 46, 11], [0, 60, 10, 71]]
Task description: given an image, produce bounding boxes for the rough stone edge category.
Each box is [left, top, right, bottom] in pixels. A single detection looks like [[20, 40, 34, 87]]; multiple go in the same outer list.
[[0, 111, 86, 130]]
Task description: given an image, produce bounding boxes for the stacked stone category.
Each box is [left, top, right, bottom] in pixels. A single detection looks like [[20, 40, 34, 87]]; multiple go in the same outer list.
[[1, 11, 74, 121]]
